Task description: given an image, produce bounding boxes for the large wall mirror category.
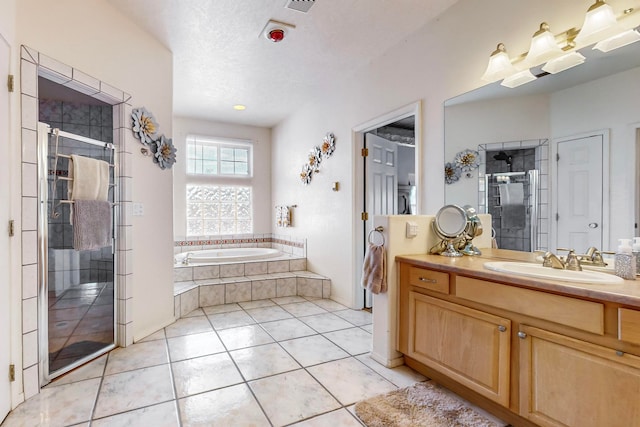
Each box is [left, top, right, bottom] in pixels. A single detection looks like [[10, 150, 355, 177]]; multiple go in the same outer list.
[[444, 41, 640, 253]]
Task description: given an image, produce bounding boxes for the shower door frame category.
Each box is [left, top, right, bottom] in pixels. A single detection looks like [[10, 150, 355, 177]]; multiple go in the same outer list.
[[37, 123, 119, 383]]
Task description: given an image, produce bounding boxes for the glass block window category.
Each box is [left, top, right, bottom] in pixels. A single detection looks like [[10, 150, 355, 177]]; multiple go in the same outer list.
[[186, 135, 251, 176], [186, 185, 253, 236]]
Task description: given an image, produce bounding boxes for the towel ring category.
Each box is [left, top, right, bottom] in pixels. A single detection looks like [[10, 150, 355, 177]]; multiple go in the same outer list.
[[368, 226, 385, 246]]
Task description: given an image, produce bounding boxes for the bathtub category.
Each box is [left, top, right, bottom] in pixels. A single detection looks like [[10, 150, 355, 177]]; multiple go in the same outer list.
[[175, 247, 282, 264]]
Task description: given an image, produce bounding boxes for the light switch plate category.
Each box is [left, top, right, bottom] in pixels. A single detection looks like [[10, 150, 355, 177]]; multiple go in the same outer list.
[[132, 202, 144, 216], [406, 221, 418, 238]]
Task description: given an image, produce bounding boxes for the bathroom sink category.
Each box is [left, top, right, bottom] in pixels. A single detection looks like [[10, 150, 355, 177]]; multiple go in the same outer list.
[[483, 261, 624, 284]]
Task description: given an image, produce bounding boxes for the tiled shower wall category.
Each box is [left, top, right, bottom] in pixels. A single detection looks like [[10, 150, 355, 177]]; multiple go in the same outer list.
[[20, 45, 135, 399]]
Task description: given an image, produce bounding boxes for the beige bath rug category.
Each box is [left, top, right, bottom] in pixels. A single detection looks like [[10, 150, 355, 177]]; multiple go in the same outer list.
[[354, 381, 506, 427]]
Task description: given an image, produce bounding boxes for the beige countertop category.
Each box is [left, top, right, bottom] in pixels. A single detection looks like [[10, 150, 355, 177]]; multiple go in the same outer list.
[[396, 248, 640, 308]]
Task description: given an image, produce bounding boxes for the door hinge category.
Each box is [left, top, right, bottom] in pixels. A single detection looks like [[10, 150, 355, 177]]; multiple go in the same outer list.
[[361, 212, 369, 221], [9, 220, 14, 237], [556, 153, 560, 161], [361, 148, 368, 157], [9, 364, 15, 382], [7, 74, 14, 92], [556, 213, 559, 221]]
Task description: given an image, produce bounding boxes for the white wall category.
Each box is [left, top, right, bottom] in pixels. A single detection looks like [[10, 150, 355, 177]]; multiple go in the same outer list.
[[172, 117, 272, 238], [271, 0, 603, 307], [444, 94, 550, 208], [551, 66, 640, 251], [15, 0, 174, 352]]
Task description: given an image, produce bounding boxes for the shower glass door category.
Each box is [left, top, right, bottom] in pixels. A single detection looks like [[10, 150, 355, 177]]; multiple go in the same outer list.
[[39, 124, 117, 382]]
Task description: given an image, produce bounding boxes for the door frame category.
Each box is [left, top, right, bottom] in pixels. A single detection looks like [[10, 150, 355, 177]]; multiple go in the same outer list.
[[550, 129, 610, 252], [352, 101, 422, 309]]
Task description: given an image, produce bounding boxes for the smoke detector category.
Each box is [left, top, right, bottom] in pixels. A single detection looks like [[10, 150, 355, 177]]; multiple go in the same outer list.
[[260, 19, 296, 43], [285, 0, 316, 13]]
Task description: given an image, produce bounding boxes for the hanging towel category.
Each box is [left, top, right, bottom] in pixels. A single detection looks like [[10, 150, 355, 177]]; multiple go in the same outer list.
[[68, 155, 110, 201], [361, 243, 387, 294], [276, 205, 291, 227], [72, 200, 112, 250], [501, 204, 526, 229], [498, 182, 524, 205]]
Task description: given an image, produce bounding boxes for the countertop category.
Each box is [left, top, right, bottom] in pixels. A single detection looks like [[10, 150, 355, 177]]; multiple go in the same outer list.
[[396, 248, 640, 308]]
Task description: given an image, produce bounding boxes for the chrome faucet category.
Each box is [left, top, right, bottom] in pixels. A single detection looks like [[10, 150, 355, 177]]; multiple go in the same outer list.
[[182, 252, 193, 265]]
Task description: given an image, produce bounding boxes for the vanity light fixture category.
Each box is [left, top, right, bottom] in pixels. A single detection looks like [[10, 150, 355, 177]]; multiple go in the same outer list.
[[501, 69, 537, 88], [593, 27, 640, 52], [542, 51, 586, 74], [481, 43, 518, 83], [574, 0, 622, 47], [233, 104, 246, 111], [524, 23, 565, 66]]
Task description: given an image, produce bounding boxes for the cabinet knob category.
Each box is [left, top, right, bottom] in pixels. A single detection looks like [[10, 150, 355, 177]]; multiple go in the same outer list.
[[498, 325, 507, 332], [616, 350, 624, 357], [517, 331, 527, 339], [418, 277, 437, 284]]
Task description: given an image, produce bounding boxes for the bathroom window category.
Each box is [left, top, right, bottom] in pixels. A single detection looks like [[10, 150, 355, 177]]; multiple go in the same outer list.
[[186, 185, 253, 236], [186, 135, 251, 177]]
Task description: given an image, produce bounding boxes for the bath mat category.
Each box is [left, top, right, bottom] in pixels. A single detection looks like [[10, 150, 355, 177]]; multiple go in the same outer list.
[[354, 381, 506, 427]]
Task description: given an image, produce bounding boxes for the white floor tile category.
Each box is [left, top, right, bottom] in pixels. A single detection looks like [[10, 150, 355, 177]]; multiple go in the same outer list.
[[49, 354, 107, 387], [230, 343, 301, 380], [207, 310, 256, 330], [298, 312, 354, 333], [245, 305, 293, 322], [333, 309, 372, 326], [307, 358, 396, 405], [94, 364, 175, 418], [323, 327, 372, 355], [271, 295, 307, 305], [260, 318, 317, 341], [281, 301, 328, 317], [250, 369, 341, 426], [355, 354, 427, 388], [239, 299, 275, 309], [92, 401, 180, 427], [202, 303, 242, 315], [309, 299, 349, 312], [172, 353, 243, 398], [179, 384, 270, 427], [167, 331, 226, 362], [164, 316, 213, 338], [217, 324, 274, 351], [104, 340, 169, 375], [280, 335, 349, 367], [291, 408, 364, 426]]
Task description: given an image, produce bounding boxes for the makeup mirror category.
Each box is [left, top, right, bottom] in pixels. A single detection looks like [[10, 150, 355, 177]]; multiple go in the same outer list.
[[432, 204, 468, 257]]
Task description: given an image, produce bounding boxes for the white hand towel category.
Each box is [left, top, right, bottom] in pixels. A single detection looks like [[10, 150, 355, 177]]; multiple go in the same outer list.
[[361, 243, 387, 294], [68, 155, 110, 201], [498, 182, 524, 205]]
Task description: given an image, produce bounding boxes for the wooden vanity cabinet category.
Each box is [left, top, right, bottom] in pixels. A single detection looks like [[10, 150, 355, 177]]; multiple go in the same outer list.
[[407, 292, 511, 406], [397, 259, 640, 427], [519, 325, 640, 427]]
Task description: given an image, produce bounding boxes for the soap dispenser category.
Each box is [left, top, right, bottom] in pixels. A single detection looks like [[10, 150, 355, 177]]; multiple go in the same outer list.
[[633, 237, 640, 275], [615, 238, 636, 280]]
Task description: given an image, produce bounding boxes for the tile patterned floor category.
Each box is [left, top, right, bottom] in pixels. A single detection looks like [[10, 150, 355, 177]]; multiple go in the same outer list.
[[2, 296, 427, 426]]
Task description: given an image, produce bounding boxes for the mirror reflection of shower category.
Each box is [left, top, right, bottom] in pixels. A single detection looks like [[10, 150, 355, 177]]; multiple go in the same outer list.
[[483, 146, 540, 252]]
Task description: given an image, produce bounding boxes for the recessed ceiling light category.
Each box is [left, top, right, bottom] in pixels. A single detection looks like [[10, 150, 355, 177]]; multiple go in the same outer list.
[[233, 104, 246, 111]]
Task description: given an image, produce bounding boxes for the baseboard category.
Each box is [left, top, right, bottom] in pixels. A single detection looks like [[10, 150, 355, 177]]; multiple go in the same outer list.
[[370, 351, 405, 368]]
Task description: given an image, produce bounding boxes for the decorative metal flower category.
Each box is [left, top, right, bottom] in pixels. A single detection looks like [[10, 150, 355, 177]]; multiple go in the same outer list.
[[321, 133, 336, 159], [131, 107, 159, 145], [454, 149, 480, 172], [445, 162, 461, 184], [300, 163, 313, 185], [151, 134, 177, 170], [308, 146, 323, 172]]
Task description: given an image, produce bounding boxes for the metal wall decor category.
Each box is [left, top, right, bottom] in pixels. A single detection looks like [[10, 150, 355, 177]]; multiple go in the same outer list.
[[131, 106, 177, 170], [299, 132, 336, 185], [445, 149, 479, 184]]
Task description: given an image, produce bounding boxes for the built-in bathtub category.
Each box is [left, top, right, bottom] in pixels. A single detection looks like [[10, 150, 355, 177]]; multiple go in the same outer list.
[[175, 247, 282, 265]]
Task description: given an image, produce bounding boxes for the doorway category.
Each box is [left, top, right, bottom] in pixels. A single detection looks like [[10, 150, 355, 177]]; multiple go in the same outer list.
[[0, 32, 11, 423], [353, 102, 421, 309]]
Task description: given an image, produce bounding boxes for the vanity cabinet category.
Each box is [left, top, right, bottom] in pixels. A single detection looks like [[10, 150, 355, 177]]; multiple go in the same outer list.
[[519, 325, 640, 427], [407, 292, 511, 406], [397, 255, 640, 427]]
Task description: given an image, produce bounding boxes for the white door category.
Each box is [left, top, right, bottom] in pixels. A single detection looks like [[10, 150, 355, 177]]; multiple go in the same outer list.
[[364, 133, 397, 307], [366, 133, 398, 218], [0, 33, 12, 422], [556, 134, 603, 252]]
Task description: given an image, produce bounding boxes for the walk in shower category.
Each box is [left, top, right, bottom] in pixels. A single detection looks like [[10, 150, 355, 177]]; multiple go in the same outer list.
[[477, 140, 548, 252], [37, 121, 117, 381]]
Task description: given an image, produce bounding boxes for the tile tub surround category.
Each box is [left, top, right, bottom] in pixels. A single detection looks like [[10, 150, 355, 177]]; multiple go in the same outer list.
[[174, 233, 307, 257], [2, 298, 439, 427], [172, 252, 329, 320]]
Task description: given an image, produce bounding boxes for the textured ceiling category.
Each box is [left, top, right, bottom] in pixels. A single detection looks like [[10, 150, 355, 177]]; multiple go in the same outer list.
[[107, 0, 459, 127]]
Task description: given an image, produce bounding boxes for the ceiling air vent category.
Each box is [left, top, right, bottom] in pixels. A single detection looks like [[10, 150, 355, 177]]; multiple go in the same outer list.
[[285, 0, 315, 13]]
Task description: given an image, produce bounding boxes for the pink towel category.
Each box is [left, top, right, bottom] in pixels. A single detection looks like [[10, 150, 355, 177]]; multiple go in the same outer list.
[[361, 243, 387, 294]]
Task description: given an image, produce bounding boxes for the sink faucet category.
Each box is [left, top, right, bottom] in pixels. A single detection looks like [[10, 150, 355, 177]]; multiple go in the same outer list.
[[182, 252, 193, 265], [578, 246, 609, 267], [542, 249, 582, 271]]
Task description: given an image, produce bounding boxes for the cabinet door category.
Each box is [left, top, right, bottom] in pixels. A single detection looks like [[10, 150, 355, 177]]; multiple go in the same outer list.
[[408, 292, 511, 406], [519, 325, 640, 427]]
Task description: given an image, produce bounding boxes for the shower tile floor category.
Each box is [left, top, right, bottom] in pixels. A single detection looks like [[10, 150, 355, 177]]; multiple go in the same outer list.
[[3, 296, 428, 426]]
